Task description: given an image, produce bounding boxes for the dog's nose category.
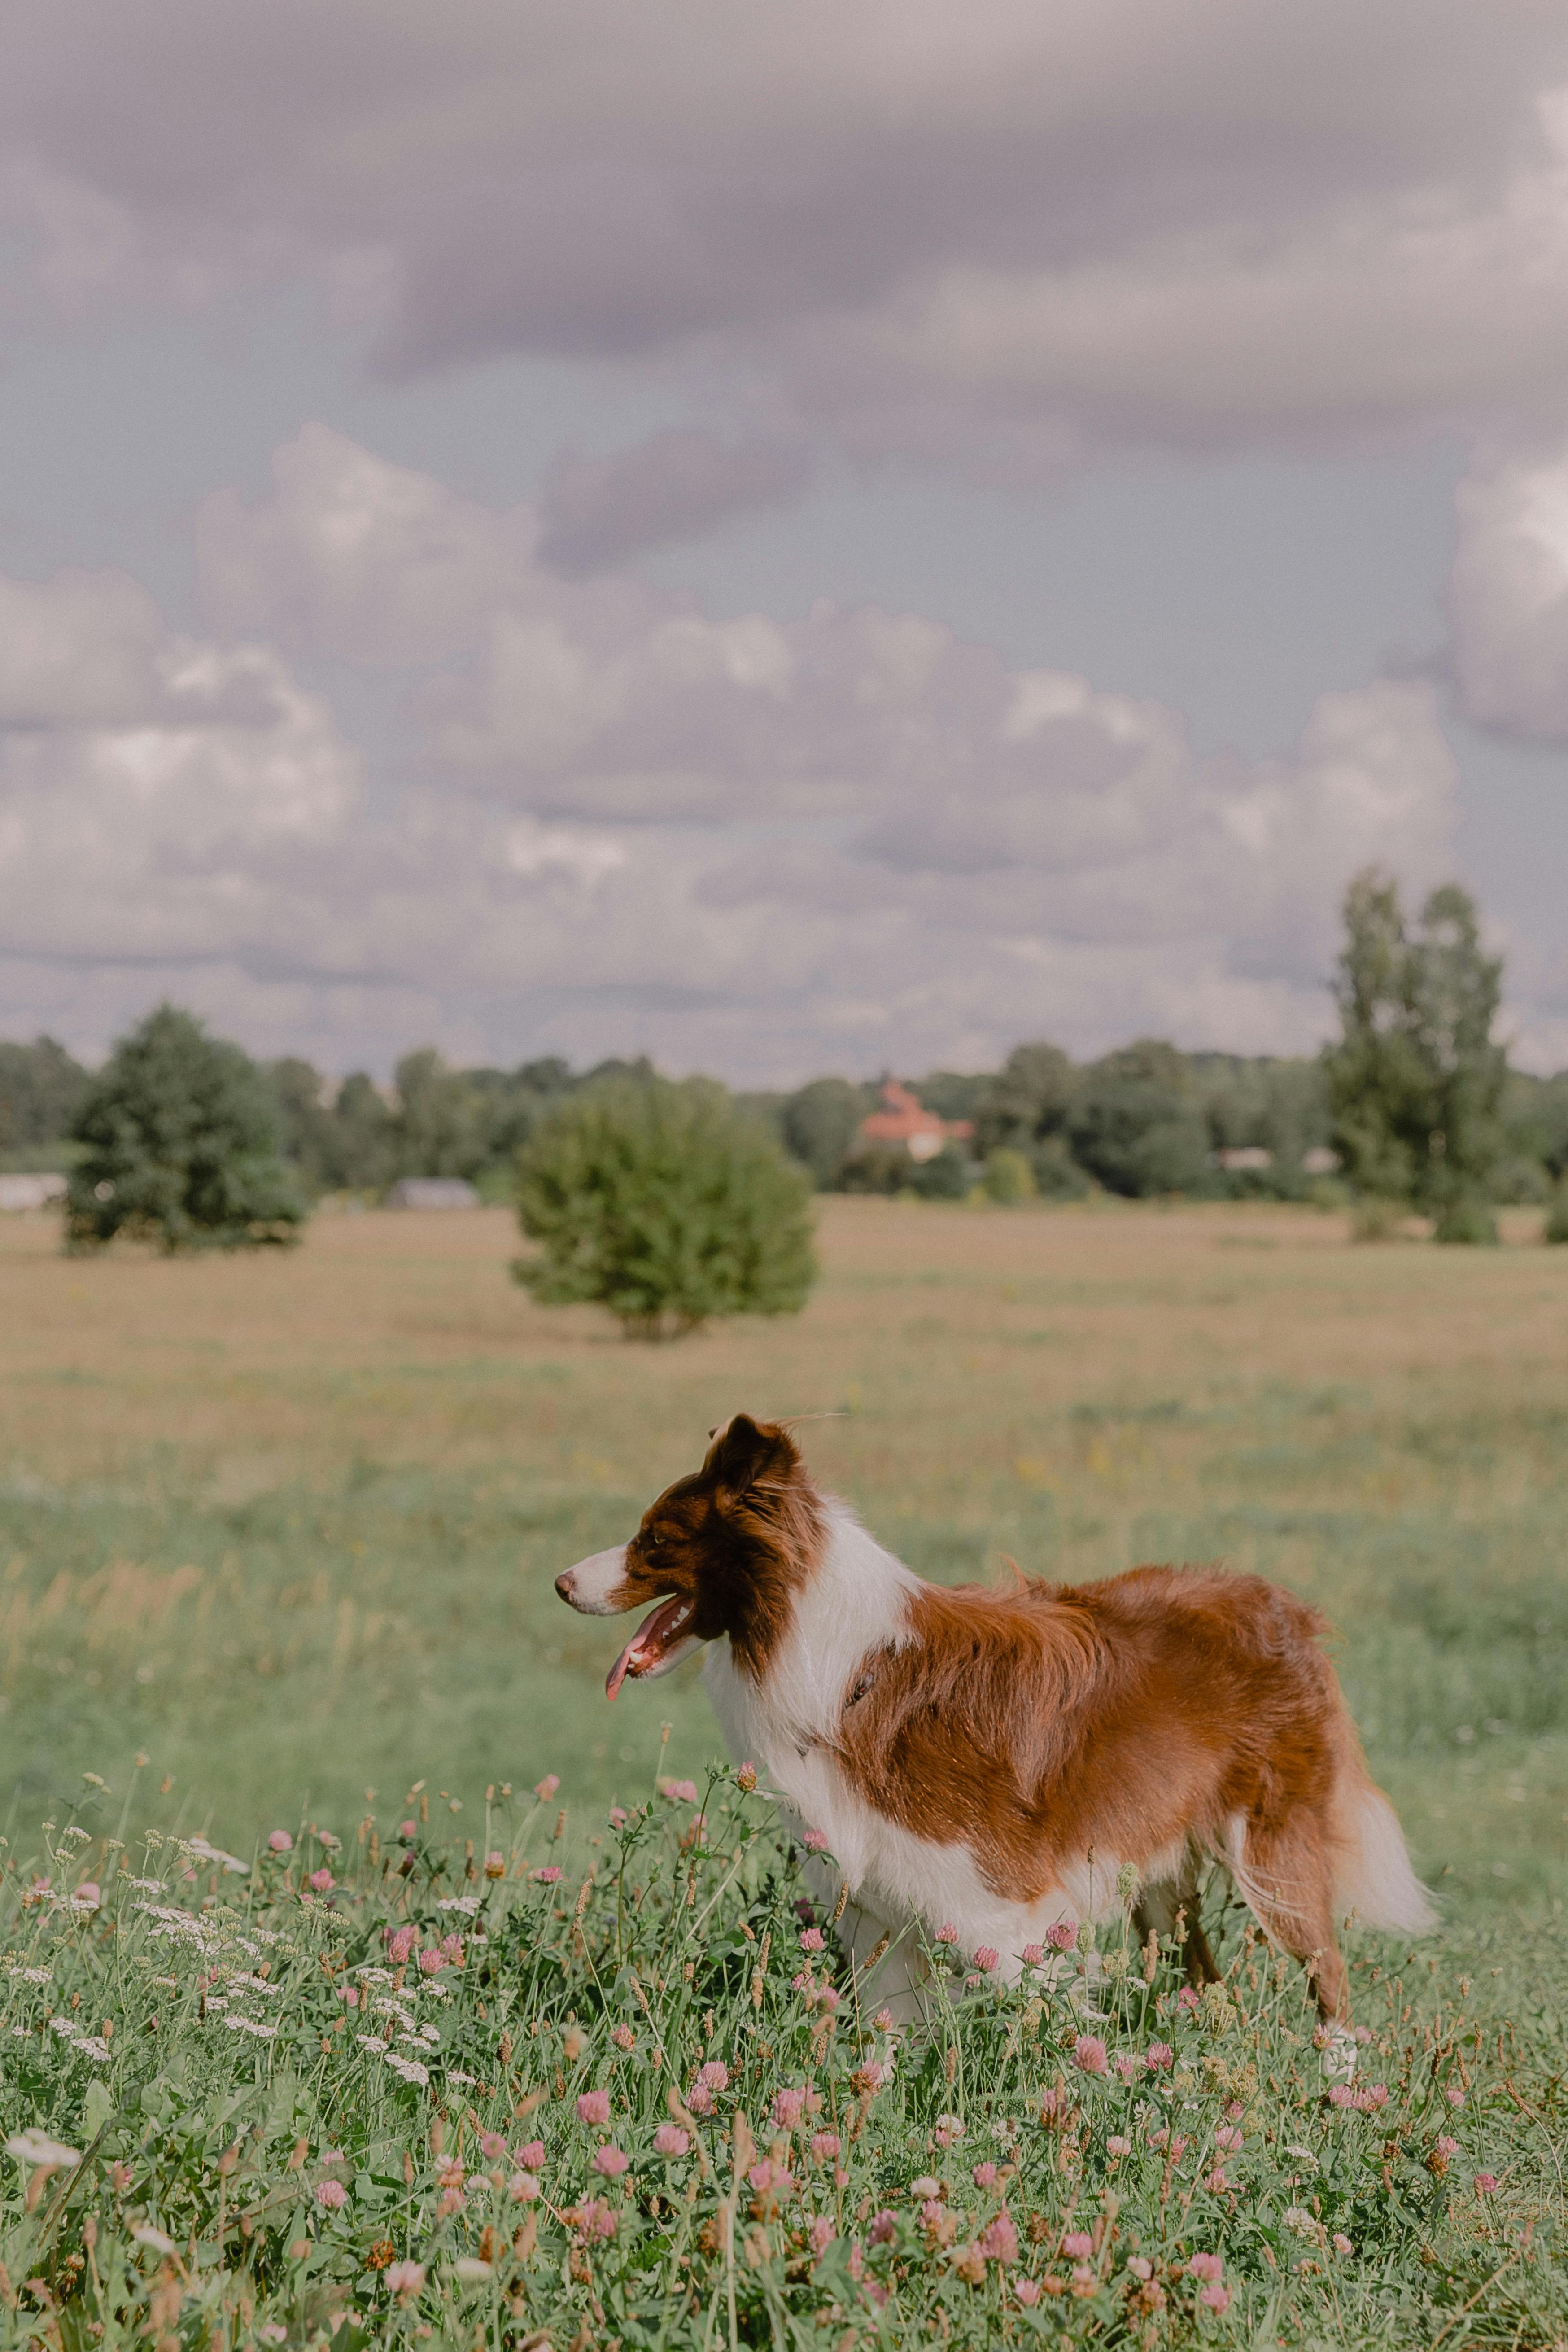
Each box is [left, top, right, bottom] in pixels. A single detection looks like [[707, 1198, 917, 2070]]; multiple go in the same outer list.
[[555, 1570, 574, 1602]]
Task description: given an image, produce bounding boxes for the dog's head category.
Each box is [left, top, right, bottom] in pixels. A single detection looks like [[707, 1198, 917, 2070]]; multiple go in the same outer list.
[[555, 1415, 822, 1695]]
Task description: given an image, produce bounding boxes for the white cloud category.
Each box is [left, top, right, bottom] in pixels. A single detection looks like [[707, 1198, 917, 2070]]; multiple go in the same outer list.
[[4, 427, 1477, 1078], [1450, 437, 1568, 736]]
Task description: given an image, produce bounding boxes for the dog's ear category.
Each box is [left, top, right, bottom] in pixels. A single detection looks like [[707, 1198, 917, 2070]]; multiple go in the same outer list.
[[705, 1414, 797, 1496]]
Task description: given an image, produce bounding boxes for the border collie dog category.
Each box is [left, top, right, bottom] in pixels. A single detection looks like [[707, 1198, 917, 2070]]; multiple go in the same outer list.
[[555, 1415, 1431, 2020]]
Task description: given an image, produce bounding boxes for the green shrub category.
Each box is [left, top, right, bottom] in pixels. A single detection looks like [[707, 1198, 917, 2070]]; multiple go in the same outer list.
[[1433, 1189, 1499, 1246], [65, 1004, 305, 1253], [1546, 1176, 1568, 1245], [513, 1077, 816, 1338], [983, 1146, 1036, 1204]]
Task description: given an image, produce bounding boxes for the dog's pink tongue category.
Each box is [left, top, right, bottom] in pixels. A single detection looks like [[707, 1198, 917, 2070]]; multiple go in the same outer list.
[[605, 1596, 690, 1700]]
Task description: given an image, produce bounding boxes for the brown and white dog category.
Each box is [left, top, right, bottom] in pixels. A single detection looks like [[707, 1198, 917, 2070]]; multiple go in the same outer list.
[[555, 1415, 1431, 2020]]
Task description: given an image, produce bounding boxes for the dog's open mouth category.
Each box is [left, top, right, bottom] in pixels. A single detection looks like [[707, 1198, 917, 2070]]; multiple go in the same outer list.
[[605, 1596, 694, 1699]]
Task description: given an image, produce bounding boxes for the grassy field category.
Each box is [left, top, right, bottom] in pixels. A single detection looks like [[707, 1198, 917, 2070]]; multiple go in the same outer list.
[[1, 1198, 1566, 2348], [2, 1196, 1566, 1912]]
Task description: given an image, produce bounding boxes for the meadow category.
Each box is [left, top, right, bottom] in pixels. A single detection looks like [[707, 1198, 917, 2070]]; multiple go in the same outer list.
[[0, 1197, 1565, 2345]]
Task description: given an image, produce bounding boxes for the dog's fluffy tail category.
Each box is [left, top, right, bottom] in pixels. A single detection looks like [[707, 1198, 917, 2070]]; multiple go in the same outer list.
[[1337, 1782, 1436, 1934]]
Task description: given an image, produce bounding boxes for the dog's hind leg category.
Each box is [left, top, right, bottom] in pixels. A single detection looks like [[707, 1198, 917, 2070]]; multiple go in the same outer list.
[[1134, 1856, 1222, 1989], [1226, 1814, 1346, 2021]]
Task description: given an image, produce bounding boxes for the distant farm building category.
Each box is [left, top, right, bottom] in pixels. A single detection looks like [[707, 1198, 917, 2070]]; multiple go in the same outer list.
[[0, 1172, 67, 1213], [386, 1178, 481, 1210], [857, 1081, 974, 1165]]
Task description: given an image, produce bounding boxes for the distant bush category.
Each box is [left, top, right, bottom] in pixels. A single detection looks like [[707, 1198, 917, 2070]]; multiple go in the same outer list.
[[983, 1146, 1035, 1204], [1546, 1177, 1568, 1246], [66, 1005, 306, 1253], [513, 1077, 816, 1338]]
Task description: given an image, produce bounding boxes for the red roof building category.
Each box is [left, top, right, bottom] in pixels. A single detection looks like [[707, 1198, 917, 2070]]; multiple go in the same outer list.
[[858, 1080, 974, 1165]]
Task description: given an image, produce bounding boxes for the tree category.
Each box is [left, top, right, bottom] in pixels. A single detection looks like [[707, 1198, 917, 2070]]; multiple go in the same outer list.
[[266, 1058, 339, 1196], [66, 1005, 306, 1252], [1069, 1040, 1209, 1197], [324, 1073, 398, 1193], [781, 1077, 870, 1189], [392, 1048, 487, 1179], [1323, 871, 1506, 1242], [514, 1077, 817, 1338], [0, 1036, 89, 1153], [975, 1042, 1077, 1157]]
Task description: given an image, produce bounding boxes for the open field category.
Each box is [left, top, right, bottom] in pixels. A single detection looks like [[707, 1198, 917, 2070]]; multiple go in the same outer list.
[[2, 1198, 1566, 1909], [2, 1198, 1566, 2345]]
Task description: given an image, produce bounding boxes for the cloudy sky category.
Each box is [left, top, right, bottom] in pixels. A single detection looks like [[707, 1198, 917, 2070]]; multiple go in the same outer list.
[[3, 1, 1567, 1084]]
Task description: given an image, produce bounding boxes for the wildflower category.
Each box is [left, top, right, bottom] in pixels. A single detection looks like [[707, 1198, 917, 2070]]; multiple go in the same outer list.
[[593, 2146, 630, 2177], [850, 2060, 886, 2094], [1073, 2034, 1108, 2075], [1038, 2087, 1067, 2123], [533, 1864, 562, 1884], [1107, 2135, 1131, 2156], [1214, 2125, 1243, 2153], [417, 1950, 443, 1975], [1045, 1920, 1076, 1950], [1177, 1985, 1202, 2013], [385, 2261, 425, 2295], [509, 2172, 540, 2200], [1146, 2041, 1174, 2069], [737, 1762, 758, 1792], [577, 2090, 611, 2127], [1127, 2257, 1153, 2281], [1332, 2232, 1354, 2254], [1188, 2253, 1223, 2281], [804, 1828, 830, 1852], [771, 2087, 807, 2128], [572, 2198, 618, 2241], [133, 2225, 177, 2254], [655, 2124, 690, 2157], [799, 1927, 826, 1952], [384, 2053, 429, 2086], [1204, 2168, 1231, 2193], [1435, 2134, 1460, 2158], [72, 1882, 101, 1910], [982, 2213, 1019, 2263], [518, 2140, 545, 2167], [398, 1820, 417, 1841], [386, 1925, 417, 1964], [809, 2216, 835, 2256], [1062, 2232, 1093, 2260], [809, 2132, 841, 2161], [749, 2158, 794, 2199], [933, 2113, 965, 2147], [698, 2060, 729, 2092], [535, 1774, 560, 1801], [935, 1922, 959, 1945], [267, 1831, 293, 1853], [867, 2208, 897, 2246], [309, 1869, 334, 1893], [440, 1932, 464, 1965], [974, 1945, 1000, 1972], [1021, 1943, 1044, 1966], [1200, 2283, 1231, 2312], [973, 2161, 997, 2187], [611, 2023, 635, 2051], [1115, 2053, 1142, 2082], [315, 2179, 349, 2210], [1446, 2083, 1465, 2108], [1474, 2172, 1499, 2193], [662, 1778, 699, 1803], [687, 2084, 714, 2115], [1015, 2279, 1042, 2306], [484, 1850, 505, 1879]]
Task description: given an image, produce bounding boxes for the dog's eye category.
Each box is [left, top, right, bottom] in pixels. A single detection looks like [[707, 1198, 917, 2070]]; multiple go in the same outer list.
[[642, 1529, 664, 1554]]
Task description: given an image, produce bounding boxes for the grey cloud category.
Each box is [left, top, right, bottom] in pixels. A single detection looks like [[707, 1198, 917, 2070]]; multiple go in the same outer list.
[[537, 430, 811, 573], [1449, 437, 1568, 737], [7, 4, 1568, 465]]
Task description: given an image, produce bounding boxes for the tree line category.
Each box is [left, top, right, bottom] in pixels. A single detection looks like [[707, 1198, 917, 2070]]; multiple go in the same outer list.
[[4, 874, 1567, 1254]]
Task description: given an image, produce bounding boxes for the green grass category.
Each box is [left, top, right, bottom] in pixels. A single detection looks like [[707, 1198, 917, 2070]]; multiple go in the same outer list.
[[0, 1198, 1565, 2340], [0, 1776, 1563, 2349]]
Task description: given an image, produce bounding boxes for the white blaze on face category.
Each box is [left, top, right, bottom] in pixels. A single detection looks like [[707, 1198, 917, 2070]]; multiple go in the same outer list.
[[556, 1545, 630, 1614]]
